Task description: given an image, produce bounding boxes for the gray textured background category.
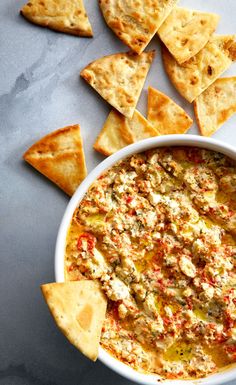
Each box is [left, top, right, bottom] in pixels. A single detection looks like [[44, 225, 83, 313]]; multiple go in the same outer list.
[[1, 1, 236, 384]]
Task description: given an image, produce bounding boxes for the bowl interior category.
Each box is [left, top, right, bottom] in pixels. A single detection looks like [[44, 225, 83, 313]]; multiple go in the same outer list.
[[55, 135, 236, 385]]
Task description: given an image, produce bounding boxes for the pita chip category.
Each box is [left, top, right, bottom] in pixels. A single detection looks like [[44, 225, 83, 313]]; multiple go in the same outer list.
[[94, 109, 159, 156], [41, 281, 107, 361], [162, 34, 236, 103], [23, 125, 87, 196], [194, 77, 236, 137], [99, 0, 178, 54], [147, 87, 193, 134], [21, 0, 93, 37], [81, 51, 155, 119], [158, 7, 219, 64]]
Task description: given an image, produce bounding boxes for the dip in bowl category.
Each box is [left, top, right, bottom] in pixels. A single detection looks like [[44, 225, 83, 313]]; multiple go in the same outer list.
[[55, 135, 236, 385]]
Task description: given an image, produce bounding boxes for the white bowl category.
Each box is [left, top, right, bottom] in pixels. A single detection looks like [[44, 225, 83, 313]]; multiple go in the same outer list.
[[55, 135, 236, 385]]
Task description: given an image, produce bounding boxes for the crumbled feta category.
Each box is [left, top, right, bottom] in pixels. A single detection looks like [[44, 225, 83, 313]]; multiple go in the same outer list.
[[179, 256, 197, 278], [149, 192, 162, 205], [103, 276, 130, 301]]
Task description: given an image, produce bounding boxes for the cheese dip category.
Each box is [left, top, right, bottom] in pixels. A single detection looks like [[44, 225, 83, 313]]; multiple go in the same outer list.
[[65, 147, 236, 379]]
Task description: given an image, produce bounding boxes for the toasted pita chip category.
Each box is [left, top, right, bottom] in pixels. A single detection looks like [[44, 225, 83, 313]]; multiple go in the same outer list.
[[162, 34, 236, 103], [41, 281, 107, 361], [147, 87, 193, 134], [158, 7, 219, 64], [23, 125, 87, 196], [81, 51, 154, 119], [128, 110, 159, 141], [194, 77, 236, 137], [93, 110, 133, 156], [99, 0, 178, 54], [94, 109, 159, 156], [21, 0, 93, 37]]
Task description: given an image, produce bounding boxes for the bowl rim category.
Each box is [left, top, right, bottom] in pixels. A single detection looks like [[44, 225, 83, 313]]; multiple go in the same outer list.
[[55, 134, 236, 385]]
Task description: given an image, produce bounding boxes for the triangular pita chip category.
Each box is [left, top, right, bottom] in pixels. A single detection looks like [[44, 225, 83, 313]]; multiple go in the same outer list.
[[158, 7, 220, 64], [21, 0, 93, 37], [23, 125, 87, 196], [99, 0, 178, 54], [41, 281, 107, 361], [94, 109, 159, 156], [93, 110, 133, 156], [162, 34, 236, 103], [147, 87, 193, 134], [81, 51, 155, 118], [194, 77, 236, 137]]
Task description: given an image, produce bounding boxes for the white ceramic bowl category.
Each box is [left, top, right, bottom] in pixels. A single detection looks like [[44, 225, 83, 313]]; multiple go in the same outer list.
[[55, 135, 236, 385]]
